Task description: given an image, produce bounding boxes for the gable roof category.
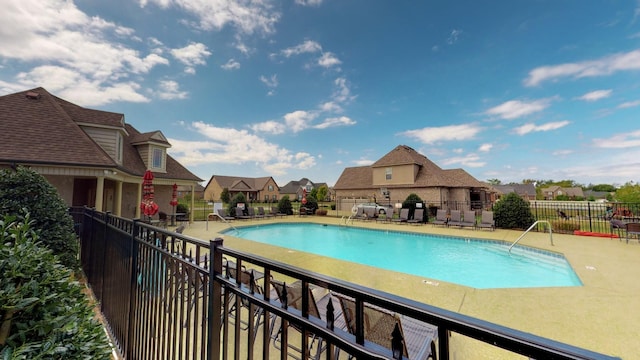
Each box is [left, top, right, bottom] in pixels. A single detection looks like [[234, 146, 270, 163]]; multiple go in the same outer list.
[[493, 183, 537, 196], [334, 145, 487, 190], [279, 178, 325, 194], [205, 175, 278, 191], [0, 87, 201, 181]]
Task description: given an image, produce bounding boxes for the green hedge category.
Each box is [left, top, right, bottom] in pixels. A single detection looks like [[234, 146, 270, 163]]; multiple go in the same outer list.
[[0, 214, 112, 359]]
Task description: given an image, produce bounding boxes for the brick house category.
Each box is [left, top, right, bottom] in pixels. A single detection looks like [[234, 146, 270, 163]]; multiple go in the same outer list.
[[0, 87, 202, 220], [203, 175, 280, 203], [333, 145, 492, 211]]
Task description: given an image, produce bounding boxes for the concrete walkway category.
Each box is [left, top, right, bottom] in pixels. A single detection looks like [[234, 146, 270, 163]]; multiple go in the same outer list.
[[180, 216, 636, 359]]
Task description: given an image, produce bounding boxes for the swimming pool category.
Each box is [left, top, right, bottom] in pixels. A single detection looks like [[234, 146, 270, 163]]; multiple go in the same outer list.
[[222, 223, 582, 289]]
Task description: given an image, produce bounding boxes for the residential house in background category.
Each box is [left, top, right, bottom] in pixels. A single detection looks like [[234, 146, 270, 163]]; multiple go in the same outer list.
[[279, 178, 329, 201], [493, 183, 537, 201], [333, 145, 492, 212], [203, 175, 280, 203], [0, 87, 202, 220], [540, 186, 585, 200]]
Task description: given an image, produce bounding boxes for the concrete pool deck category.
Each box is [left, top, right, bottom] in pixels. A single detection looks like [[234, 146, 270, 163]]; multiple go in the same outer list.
[[180, 216, 637, 359]]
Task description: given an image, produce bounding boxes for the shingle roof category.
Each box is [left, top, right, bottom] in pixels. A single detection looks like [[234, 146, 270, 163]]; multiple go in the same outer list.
[[0, 87, 201, 182], [205, 175, 277, 191], [334, 145, 487, 190], [493, 183, 537, 196]]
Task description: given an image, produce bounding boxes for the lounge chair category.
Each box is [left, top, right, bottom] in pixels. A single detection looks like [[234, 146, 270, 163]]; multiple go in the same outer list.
[[217, 208, 235, 221], [248, 207, 263, 219], [391, 208, 409, 224], [461, 210, 477, 229], [431, 209, 448, 227], [610, 219, 625, 238], [258, 206, 273, 218], [235, 207, 251, 220], [270, 279, 331, 360], [477, 211, 495, 231], [557, 209, 569, 220], [271, 206, 286, 218], [376, 207, 395, 222], [352, 206, 367, 221], [447, 210, 462, 227], [334, 293, 437, 360], [407, 208, 425, 225]]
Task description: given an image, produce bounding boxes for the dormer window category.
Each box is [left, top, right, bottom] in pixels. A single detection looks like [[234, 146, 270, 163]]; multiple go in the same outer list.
[[152, 147, 164, 170]]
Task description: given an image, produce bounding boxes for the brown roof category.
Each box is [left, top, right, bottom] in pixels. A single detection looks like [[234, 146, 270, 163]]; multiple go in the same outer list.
[[334, 144, 487, 190], [205, 175, 278, 191], [0, 87, 201, 181]]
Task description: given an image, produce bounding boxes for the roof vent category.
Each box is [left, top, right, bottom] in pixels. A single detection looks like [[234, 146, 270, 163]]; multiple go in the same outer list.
[[25, 91, 41, 100]]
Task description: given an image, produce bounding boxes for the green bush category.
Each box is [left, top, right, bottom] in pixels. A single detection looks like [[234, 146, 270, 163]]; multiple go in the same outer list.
[[402, 193, 427, 222], [0, 214, 112, 359], [494, 192, 536, 229], [278, 196, 293, 215], [176, 203, 189, 214], [0, 167, 78, 269], [551, 220, 580, 233], [302, 194, 318, 214], [228, 193, 247, 215]]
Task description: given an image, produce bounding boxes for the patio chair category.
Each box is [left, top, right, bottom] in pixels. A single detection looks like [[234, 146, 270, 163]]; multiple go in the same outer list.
[[217, 208, 235, 221], [477, 211, 495, 231], [461, 210, 477, 229], [235, 207, 251, 220], [158, 211, 168, 228], [407, 208, 425, 225], [447, 210, 462, 227], [224, 261, 266, 340], [334, 293, 437, 360], [431, 209, 448, 227], [625, 222, 640, 244], [258, 206, 273, 218], [270, 279, 331, 360], [376, 207, 395, 222], [271, 206, 286, 218], [391, 208, 409, 224]]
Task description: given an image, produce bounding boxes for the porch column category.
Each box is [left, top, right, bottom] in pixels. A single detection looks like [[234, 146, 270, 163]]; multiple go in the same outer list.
[[114, 180, 123, 217], [190, 184, 195, 223], [135, 182, 142, 218], [95, 176, 105, 212]]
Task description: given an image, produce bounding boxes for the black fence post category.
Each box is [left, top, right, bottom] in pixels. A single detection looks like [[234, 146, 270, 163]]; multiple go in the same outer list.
[[126, 219, 140, 360], [588, 202, 593, 232], [208, 237, 224, 360]]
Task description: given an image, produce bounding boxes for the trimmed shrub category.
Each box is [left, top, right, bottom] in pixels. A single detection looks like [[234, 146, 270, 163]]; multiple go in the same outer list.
[[228, 193, 247, 215], [402, 193, 428, 222], [302, 194, 318, 214], [494, 192, 536, 229], [278, 196, 293, 215], [0, 214, 112, 359], [0, 167, 78, 269], [551, 220, 580, 233]]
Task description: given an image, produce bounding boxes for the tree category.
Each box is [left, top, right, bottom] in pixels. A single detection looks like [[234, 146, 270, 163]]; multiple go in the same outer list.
[[316, 185, 329, 202], [302, 193, 318, 214], [486, 178, 502, 185], [493, 192, 535, 229], [220, 188, 231, 204], [278, 195, 293, 215], [615, 182, 640, 203], [591, 184, 616, 192], [0, 167, 78, 269], [229, 193, 247, 214]]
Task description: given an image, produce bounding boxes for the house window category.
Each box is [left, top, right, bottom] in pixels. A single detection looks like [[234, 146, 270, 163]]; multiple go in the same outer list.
[[116, 133, 123, 163], [152, 148, 164, 169], [268, 185, 274, 191], [305, 185, 312, 192], [386, 167, 392, 180], [272, 195, 277, 201], [265, 195, 269, 202]]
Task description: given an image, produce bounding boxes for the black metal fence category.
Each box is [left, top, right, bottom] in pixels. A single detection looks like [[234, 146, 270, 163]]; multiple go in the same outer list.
[[72, 207, 620, 360]]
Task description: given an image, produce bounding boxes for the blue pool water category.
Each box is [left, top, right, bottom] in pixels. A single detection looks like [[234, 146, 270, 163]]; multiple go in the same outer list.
[[222, 223, 582, 289]]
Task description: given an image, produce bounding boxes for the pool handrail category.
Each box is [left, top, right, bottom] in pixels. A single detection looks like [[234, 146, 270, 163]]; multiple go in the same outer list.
[[508, 220, 554, 253]]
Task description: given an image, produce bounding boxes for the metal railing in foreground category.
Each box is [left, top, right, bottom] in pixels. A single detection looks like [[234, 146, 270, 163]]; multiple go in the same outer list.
[[73, 207, 620, 360]]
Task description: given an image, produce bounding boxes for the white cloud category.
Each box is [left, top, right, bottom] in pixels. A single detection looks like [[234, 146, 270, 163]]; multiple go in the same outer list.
[[221, 59, 241, 70], [281, 40, 322, 57], [618, 100, 640, 109], [552, 149, 574, 156], [260, 74, 278, 88], [513, 120, 570, 135], [478, 143, 493, 152], [250, 120, 286, 135], [168, 121, 316, 175], [400, 124, 482, 144], [170, 42, 211, 73], [313, 116, 356, 129], [295, 0, 323, 6], [593, 130, 640, 148], [332, 77, 355, 104], [447, 29, 463, 44], [485, 98, 552, 120], [318, 52, 342, 68], [577, 89, 612, 102], [284, 110, 318, 133], [139, 0, 280, 36], [156, 80, 188, 100], [441, 153, 485, 168], [524, 49, 640, 87]]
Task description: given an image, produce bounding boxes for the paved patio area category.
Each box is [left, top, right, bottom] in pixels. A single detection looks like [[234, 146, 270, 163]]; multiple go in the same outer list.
[[179, 215, 636, 359]]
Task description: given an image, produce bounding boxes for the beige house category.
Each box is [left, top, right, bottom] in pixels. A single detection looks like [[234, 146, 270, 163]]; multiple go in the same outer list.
[[0, 87, 202, 220], [540, 186, 585, 200], [203, 175, 280, 203], [333, 145, 492, 211]]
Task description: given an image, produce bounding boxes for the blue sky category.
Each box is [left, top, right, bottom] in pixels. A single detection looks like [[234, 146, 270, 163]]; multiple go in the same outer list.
[[2, 0, 640, 187]]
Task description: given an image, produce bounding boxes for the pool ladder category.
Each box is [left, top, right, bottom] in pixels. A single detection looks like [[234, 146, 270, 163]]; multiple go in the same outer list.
[[341, 215, 354, 225], [508, 220, 553, 253]]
